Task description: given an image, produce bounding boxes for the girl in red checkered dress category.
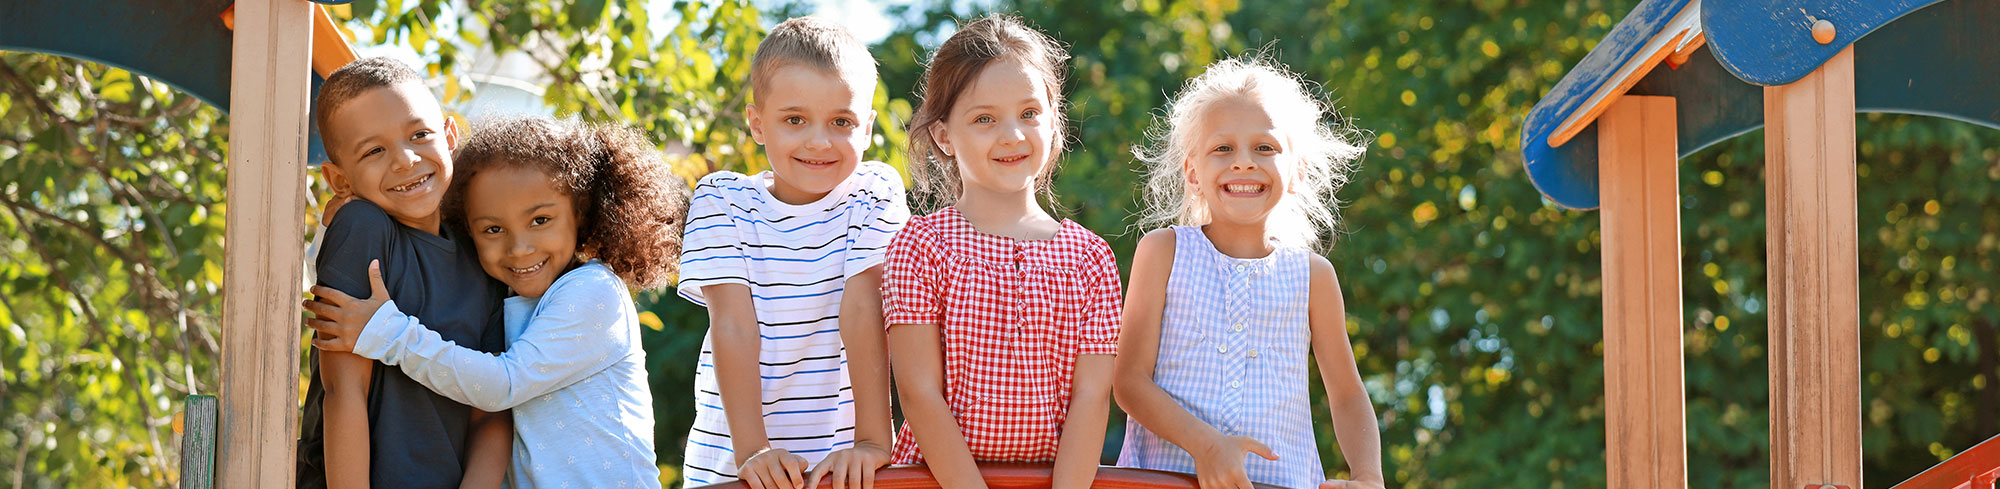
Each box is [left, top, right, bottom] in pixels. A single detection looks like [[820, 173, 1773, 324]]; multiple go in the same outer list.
[[881, 14, 1122, 489]]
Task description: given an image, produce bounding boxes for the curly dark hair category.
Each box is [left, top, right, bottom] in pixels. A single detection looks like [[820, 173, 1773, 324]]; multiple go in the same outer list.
[[444, 116, 690, 290]]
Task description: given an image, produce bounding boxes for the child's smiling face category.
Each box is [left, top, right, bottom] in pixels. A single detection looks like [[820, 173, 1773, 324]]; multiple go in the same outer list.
[[321, 82, 457, 234], [1185, 97, 1296, 227], [464, 165, 579, 299], [930, 57, 1057, 198], [747, 65, 876, 205]]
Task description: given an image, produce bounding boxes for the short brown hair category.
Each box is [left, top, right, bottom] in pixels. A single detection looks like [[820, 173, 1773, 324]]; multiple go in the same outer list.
[[748, 16, 878, 104], [313, 57, 426, 164], [904, 14, 1071, 211]]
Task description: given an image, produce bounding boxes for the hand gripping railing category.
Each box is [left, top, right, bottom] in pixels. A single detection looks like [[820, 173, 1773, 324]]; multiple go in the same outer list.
[[688, 463, 1289, 489]]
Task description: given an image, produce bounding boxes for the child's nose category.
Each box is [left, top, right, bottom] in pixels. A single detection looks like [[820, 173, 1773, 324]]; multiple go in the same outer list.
[[1230, 152, 1258, 171], [805, 130, 833, 150], [394, 148, 421, 171], [998, 120, 1027, 145]]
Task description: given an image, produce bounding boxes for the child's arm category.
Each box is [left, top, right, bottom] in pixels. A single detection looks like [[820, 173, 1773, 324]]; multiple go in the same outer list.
[[305, 262, 637, 412], [888, 324, 987, 489], [320, 349, 373, 489], [809, 267, 894, 489], [1050, 238, 1126, 489], [707, 282, 810, 489], [1111, 230, 1275, 489], [458, 408, 513, 489], [1050, 354, 1114, 489], [1307, 256, 1385, 489]]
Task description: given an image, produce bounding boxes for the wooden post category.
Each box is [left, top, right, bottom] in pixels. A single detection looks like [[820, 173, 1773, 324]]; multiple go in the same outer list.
[[1598, 95, 1688, 489], [1764, 46, 1862, 489], [220, 0, 313, 487], [179, 395, 218, 489]]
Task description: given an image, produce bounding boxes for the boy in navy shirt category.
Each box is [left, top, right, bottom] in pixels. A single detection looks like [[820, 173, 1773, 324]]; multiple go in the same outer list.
[[295, 57, 511, 489]]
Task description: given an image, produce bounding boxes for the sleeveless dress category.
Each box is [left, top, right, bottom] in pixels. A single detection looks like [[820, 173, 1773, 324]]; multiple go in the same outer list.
[[1117, 226, 1324, 489]]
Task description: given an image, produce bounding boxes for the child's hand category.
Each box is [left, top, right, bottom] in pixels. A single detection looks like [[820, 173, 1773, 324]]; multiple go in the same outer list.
[[303, 259, 389, 352], [1318, 479, 1386, 489], [321, 192, 354, 226], [1193, 434, 1277, 489], [739, 447, 810, 489], [806, 441, 891, 489]]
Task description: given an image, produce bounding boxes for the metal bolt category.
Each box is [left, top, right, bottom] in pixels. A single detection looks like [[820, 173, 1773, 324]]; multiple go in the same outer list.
[[1811, 19, 1836, 44]]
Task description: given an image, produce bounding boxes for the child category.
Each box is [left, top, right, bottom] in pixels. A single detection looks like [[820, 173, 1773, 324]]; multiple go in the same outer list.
[[294, 57, 513, 489], [883, 15, 1120, 489], [676, 16, 909, 489], [303, 116, 686, 488], [1112, 56, 1385, 489]]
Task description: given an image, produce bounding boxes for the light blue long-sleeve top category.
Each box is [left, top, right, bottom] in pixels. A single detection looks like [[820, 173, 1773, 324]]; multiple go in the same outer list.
[[353, 260, 661, 489]]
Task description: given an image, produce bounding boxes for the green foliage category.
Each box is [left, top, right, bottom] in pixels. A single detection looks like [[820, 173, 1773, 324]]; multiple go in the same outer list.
[[0, 52, 231, 488]]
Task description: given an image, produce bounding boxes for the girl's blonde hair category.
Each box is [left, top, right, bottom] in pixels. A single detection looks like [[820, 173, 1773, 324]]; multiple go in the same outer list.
[[1133, 55, 1366, 251]]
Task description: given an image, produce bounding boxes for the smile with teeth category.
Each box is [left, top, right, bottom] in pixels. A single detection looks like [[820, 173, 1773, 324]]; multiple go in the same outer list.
[[1223, 183, 1266, 194], [389, 174, 431, 193], [509, 259, 546, 275], [992, 154, 1028, 163], [794, 157, 838, 166]]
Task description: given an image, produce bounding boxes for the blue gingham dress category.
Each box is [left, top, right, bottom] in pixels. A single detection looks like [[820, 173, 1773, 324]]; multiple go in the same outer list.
[[1117, 226, 1323, 489]]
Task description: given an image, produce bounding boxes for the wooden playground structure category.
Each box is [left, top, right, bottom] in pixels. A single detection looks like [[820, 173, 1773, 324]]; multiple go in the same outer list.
[[1523, 0, 2000, 487], [5, 0, 2000, 487]]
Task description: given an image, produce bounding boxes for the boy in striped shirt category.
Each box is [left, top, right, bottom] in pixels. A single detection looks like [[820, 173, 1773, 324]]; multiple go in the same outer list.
[[676, 16, 909, 489]]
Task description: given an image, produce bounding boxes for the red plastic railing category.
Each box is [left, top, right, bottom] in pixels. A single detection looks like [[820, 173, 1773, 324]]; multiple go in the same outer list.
[[688, 463, 1286, 489], [1891, 434, 2000, 489]]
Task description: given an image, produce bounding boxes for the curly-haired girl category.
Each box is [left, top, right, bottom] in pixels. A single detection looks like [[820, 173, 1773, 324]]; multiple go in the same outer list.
[[1113, 56, 1382, 489], [305, 115, 690, 488]]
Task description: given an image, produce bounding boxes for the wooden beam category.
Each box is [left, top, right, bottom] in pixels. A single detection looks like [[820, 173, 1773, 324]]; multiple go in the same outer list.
[[1764, 46, 1862, 489], [179, 395, 217, 489], [220, 1, 313, 487], [1597, 95, 1687, 489]]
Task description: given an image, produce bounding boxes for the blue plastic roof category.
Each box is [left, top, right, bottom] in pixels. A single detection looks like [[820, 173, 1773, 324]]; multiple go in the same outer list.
[[1518, 0, 1691, 210], [3, 0, 360, 164], [1520, 0, 1980, 210]]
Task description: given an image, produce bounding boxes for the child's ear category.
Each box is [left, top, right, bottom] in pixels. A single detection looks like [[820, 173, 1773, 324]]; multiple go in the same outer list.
[[443, 115, 461, 151], [321, 161, 352, 196], [928, 122, 953, 158], [745, 104, 766, 146]]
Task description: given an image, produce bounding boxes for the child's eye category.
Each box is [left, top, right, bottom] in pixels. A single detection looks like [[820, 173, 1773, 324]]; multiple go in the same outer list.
[[412, 130, 434, 141], [532, 216, 551, 226], [1256, 143, 1277, 152], [785, 116, 805, 125], [833, 118, 854, 128], [1020, 108, 1040, 119], [482, 225, 502, 235], [1213, 144, 1233, 153], [362, 147, 385, 158], [973, 114, 995, 124]]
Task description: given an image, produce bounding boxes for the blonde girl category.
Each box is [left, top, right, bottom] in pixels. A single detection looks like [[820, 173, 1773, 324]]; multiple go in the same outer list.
[[1112, 56, 1384, 489]]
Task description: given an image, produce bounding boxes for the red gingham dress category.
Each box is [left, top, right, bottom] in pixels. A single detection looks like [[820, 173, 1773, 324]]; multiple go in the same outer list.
[[883, 206, 1122, 464]]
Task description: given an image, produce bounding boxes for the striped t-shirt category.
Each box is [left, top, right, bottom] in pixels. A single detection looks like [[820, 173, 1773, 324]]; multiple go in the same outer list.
[[676, 161, 909, 486]]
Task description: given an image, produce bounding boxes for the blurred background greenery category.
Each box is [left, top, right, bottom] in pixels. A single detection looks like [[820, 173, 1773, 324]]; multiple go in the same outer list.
[[2, 0, 1996, 487]]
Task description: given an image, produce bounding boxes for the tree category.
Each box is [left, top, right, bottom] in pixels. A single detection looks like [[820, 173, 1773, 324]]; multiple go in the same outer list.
[[0, 52, 231, 488]]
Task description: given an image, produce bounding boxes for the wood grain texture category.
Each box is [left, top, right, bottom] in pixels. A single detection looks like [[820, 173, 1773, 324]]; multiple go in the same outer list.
[[1763, 46, 1862, 489], [1597, 95, 1687, 489], [219, 1, 313, 487], [179, 395, 218, 489]]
